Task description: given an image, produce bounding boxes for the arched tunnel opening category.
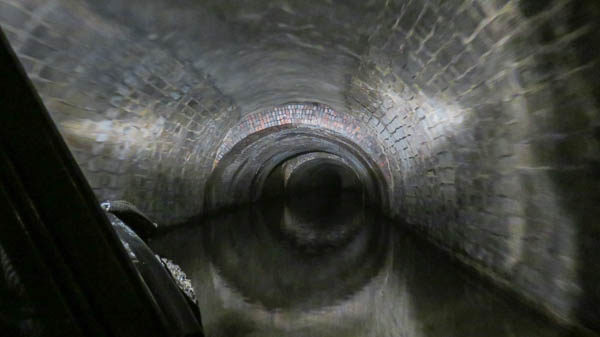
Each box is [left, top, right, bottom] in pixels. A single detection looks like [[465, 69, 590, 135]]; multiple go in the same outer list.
[[1, 0, 600, 336], [204, 106, 391, 217]]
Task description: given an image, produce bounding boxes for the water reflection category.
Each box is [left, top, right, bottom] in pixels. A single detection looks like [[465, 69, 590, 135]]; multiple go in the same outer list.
[[150, 193, 579, 337]]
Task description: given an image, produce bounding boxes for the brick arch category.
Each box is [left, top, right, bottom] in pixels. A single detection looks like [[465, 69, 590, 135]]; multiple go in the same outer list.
[[214, 103, 393, 186]]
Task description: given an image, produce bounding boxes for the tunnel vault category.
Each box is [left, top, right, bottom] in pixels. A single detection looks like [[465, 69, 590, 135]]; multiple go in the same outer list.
[[206, 103, 392, 213], [1, 0, 600, 334]]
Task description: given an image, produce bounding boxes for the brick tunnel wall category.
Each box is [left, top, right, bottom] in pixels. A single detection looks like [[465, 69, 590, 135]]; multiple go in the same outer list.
[[1, 0, 240, 224], [1, 0, 600, 331], [347, 0, 600, 328]]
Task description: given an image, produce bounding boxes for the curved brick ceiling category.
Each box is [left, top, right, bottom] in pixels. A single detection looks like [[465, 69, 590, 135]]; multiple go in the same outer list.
[[205, 103, 391, 212], [2, 0, 600, 332]]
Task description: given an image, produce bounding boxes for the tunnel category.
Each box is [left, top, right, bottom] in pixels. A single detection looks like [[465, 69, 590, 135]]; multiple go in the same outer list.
[[0, 0, 599, 336]]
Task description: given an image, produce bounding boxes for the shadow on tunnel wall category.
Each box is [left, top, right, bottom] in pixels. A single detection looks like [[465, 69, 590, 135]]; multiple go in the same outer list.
[[524, 0, 600, 330]]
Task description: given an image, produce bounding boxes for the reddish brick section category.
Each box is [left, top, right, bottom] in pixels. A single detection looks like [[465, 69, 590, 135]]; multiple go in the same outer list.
[[214, 103, 393, 186]]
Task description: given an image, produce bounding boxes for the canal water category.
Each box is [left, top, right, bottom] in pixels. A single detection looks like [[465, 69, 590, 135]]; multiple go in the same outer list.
[[150, 192, 577, 337]]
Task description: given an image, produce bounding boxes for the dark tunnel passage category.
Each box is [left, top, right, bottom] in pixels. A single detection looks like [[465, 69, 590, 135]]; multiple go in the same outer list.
[[1, 0, 600, 336]]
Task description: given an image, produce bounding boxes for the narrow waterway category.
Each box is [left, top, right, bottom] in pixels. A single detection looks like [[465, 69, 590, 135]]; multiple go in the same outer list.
[[150, 193, 576, 337]]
